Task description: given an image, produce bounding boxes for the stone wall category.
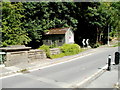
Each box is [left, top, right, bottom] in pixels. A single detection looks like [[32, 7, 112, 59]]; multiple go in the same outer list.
[[3, 47, 60, 67], [28, 49, 46, 62], [4, 51, 28, 66], [50, 48, 61, 55], [4, 49, 46, 67]]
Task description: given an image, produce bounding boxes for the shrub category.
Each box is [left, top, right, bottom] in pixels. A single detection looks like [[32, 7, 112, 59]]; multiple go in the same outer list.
[[60, 44, 81, 56], [39, 44, 82, 59], [39, 45, 51, 58], [49, 43, 58, 48]]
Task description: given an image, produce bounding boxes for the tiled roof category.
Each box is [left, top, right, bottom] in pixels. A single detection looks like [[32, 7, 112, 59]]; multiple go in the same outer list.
[[45, 27, 70, 35]]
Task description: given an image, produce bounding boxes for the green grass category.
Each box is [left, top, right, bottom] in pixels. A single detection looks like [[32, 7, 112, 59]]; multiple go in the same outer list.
[[50, 53, 65, 59], [112, 43, 120, 47]]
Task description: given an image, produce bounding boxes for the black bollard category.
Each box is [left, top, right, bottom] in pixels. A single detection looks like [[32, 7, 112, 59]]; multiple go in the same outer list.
[[107, 55, 111, 71], [114, 52, 120, 65]]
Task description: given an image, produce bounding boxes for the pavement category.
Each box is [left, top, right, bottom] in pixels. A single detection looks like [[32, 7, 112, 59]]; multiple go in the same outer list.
[[0, 45, 119, 88], [86, 63, 119, 88]]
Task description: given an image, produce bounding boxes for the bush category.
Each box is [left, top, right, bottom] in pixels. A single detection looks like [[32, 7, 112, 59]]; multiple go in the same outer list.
[[39, 45, 51, 58], [60, 44, 81, 56], [49, 43, 58, 48], [39, 44, 82, 59]]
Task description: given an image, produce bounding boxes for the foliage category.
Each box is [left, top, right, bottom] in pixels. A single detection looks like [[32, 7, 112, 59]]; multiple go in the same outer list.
[[22, 2, 78, 48], [75, 2, 120, 45], [98, 2, 120, 41], [51, 44, 82, 59], [2, 2, 31, 47], [90, 42, 100, 48], [49, 41, 58, 48], [39, 44, 82, 59], [19, 69, 28, 73], [50, 53, 65, 59], [39, 44, 51, 58], [60, 44, 81, 56], [2, 2, 119, 48]]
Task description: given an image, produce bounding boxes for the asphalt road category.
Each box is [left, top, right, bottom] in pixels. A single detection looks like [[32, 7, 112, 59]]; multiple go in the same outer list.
[[1, 47, 118, 88]]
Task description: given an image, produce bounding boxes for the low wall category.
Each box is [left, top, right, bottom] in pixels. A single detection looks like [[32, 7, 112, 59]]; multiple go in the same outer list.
[[4, 51, 28, 66], [50, 48, 61, 55], [3, 47, 60, 67], [28, 49, 46, 62], [4, 49, 46, 67]]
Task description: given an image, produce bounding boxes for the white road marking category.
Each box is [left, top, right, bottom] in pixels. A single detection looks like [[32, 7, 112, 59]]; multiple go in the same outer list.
[[0, 73, 22, 80]]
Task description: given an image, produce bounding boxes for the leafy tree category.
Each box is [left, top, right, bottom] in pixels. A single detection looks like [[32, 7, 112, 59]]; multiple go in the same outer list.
[[74, 2, 119, 46], [98, 2, 120, 44], [2, 2, 30, 47], [22, 2, 78, 48], [109, 2, 120, 37], [74, 2, 102, 46], [0, 2, 2, 47], [2, 2, 119, 48]]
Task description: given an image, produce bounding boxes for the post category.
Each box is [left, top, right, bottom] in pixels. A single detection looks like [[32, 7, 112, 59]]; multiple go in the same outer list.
[[115, 52, 120, 65], [107, 55, 111, 71]]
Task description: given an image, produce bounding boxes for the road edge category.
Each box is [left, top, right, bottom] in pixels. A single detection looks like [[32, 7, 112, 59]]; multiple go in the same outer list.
[[69, 65, 108, 88]]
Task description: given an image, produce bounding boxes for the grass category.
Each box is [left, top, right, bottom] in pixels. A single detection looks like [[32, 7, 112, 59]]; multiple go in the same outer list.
[[111, 43, 120, 47], [17, 69, 29, 73]]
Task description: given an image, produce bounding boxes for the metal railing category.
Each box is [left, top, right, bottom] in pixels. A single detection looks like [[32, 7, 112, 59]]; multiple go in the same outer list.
[[0, 52, 6, 64]]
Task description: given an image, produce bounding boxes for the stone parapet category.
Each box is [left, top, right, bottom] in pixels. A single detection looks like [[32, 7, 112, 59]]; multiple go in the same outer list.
[[28, 49, 46, 63], [0, 45, 61, 66], [0, 45, 47, 66], [50, 48, 61, 55], [4, 51, 28, 66]]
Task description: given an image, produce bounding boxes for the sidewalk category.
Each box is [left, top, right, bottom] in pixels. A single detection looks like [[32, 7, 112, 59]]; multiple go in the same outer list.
[[86, 64, 119, 88]]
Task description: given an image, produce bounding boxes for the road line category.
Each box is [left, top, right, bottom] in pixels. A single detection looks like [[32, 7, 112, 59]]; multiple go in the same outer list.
[[0, 73, 22, 80]]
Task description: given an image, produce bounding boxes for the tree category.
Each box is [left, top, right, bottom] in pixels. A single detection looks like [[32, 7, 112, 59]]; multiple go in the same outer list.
[[22, 2, 78, 48], [74, 2, 102, 46], [98, 2, 120, 44], [2, 2, 30, 47], [2, 2, 119, 48]]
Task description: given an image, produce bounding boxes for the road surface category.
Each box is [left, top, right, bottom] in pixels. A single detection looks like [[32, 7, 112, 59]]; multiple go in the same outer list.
[[1, 47, 118, 88]]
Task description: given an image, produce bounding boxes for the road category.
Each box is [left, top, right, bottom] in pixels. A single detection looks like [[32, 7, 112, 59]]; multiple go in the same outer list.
[[1, 47, 118, 88]]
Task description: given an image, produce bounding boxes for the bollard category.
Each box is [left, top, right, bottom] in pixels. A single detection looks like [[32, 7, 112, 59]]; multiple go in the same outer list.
[[107, 55, 111, 71], [114, 52, 120, 65]]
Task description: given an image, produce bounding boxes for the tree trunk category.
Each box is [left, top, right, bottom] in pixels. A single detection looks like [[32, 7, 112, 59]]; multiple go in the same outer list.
[[96, 27, 99, 43]]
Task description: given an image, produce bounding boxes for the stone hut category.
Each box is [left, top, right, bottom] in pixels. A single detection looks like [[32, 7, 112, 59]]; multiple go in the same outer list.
[[43, 27, 74, 46]]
